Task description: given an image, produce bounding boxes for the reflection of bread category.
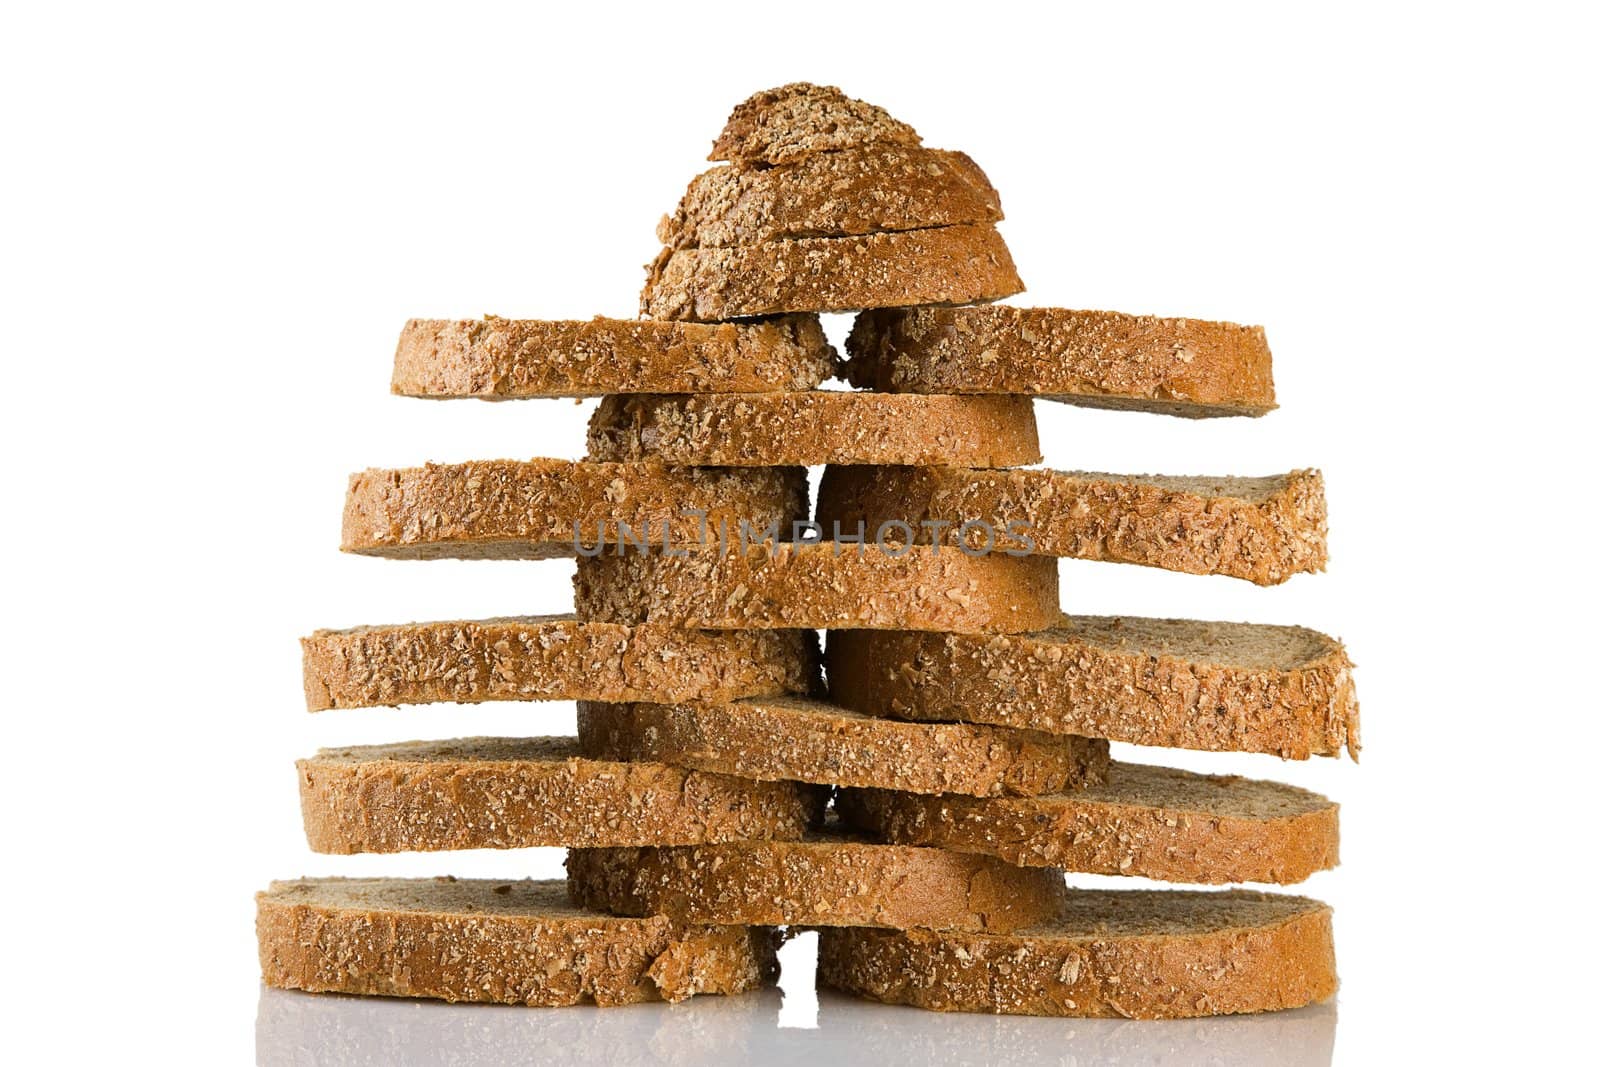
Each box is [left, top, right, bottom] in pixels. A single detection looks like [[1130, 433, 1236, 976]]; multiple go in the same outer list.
[[574, 543, 1059, 634], [341, 459, 807, 559], [392, 314, 834, 398], [586, 392, 1039, 467], [819, 889, 1336, 1017], [847, 306, 1276, 418], [257, 878, 778, 1006], [825, 618, 1358, 759], [818, 466, 1327, 584], [567, 836, 1068, 932], [839, 762, 1338, 885], [578, 697, 1108, 797], [301, 616, 818, 711], [297, 737, 825, 853]]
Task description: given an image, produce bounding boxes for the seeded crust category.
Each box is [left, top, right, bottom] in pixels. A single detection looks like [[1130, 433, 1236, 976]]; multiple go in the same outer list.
[[824, 618, 1358, 759], [817, 466, 1327, 585], [661, 147, 1000, 250], [576, 697, 1108, 797], [565, 837, 1068, 932], [573, 544, 1059, 634], [585, 393, 1040, 468], [708, 83, 921, 164], [640, 224, 1023, 322], [837, 762, 1338, 885], [341, 460, 807, 560], [845, 307, 1276, 418], [817, 889, 1335, 1017], [392, 314, 834, 398], [301, 616, 820, 711], [257, 877, 779, 1006], [297, 737, 825, 854]]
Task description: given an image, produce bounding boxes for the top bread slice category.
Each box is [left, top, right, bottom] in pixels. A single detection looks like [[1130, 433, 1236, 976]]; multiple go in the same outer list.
[[845, 306, 1275, 418], [393, 314, 835, 398], [341, 459, 807, 560], [258, 877, 779, 1006], [708, 83, 921, 165]]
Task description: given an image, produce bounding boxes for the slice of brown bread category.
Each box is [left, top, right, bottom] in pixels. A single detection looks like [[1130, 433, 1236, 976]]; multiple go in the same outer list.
[[576, 697, 1109, 797], [298, 737, 825, 854], [824, 618, 1359, 759], [341, 459, 807, 560], [661, 146, 1001, 250], [845, 306, 1276, 418], [837, 762, 1338, 885], [640, 224, 1024, 322], [573, 543, 1059, 634], [302, 616, 820, 711], [709, 83, 921, 164], [817, 889, 1335, 1017], [393, 314, 834, 398], [585, 393, 1040, 467], [258, 877, 778, 1006], [566, 836, 1067, 932], [817, 466, 1327, 585]]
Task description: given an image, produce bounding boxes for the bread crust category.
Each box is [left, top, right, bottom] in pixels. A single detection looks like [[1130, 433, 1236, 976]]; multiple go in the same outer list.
[[576, 697, 1108, 797], [585, 392, 1040, 467], [572, 543, 1059, 634], [838, 762, 1338, 885], [257, 877, 778, 1005], [297, 737, 826, 853], [392, 314, 834, 398], [302, 616, 820, 711], [341, 459, 808, 560], [817, 466, 1327, 585], [565, 838, 1068, 932], [817, 889, 1336, 1017], [709, 83, 921, 164], [662, 147, 1000, 250], [846, 306, 1276, 418], [640, 224, 1023, 322], [824, 618, 1359, 759]]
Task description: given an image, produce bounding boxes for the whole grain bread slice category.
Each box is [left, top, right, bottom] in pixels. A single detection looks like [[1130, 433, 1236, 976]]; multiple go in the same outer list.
[[817, 466, 1327, 585], [661, 146, 1000, 250], [298, 737, 825, 854], [845, 306, 1276, 417], [341, 459, 807, 560], [825, 618, 1359, 759], [577, 697, 1108, 797], [573, 543, 1059, 634], [585, 392, 1040, 467], [302, 616, 820, 711], [393, 314, 834, 398], [258, 877, 779, 1006], [565, 836, 1067, 932], [817, 889, 1335, 1017], [838, 762, 1338, 885], [640, 224, 1023, 322], [708, 83, 921, 165]]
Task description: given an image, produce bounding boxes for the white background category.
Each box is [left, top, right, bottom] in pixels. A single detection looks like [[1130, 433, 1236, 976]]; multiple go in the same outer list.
[[3, 2, 1595, 1062]]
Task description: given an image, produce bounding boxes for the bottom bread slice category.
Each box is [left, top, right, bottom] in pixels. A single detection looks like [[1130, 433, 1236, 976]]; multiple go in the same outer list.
[[257, 877, 779, 1006], [818, 889, 1334, 1018]]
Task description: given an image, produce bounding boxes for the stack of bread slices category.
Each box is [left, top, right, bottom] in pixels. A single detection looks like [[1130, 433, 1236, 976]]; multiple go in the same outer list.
[[260, 83, 1357, 1019]]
